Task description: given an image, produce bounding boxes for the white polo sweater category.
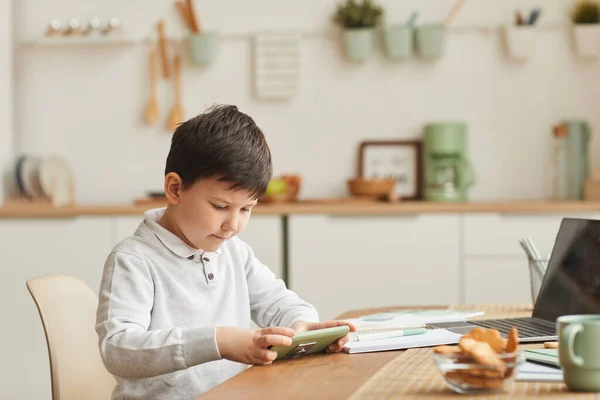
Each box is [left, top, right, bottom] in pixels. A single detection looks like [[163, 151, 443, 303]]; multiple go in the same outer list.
[[96, 208, 319, 400]]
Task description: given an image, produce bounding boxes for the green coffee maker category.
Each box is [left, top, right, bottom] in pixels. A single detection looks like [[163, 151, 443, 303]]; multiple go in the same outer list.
[[423, 122, 475, 202]]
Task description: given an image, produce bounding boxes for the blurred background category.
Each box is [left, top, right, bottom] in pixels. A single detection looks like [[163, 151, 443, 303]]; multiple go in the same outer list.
[[2, 0, 600, 398]]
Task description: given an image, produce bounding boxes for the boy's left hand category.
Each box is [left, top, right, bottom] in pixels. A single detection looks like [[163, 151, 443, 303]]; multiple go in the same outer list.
[[292, 320, 356, 353]]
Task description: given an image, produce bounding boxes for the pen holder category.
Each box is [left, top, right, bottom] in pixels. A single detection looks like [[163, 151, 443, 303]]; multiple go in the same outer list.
[[528, 258, 548, 304], [502, 25, 537, 62]]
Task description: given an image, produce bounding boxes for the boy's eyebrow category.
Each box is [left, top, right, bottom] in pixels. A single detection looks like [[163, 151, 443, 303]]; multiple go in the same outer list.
[[211, 197, 257, 207]]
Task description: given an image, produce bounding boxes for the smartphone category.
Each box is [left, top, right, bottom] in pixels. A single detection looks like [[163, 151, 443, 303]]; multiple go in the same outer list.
[[270, 326, 350, 360]]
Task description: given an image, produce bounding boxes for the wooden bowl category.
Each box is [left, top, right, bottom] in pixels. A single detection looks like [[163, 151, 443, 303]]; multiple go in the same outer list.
[[259, 175, 302, 204], [259, 191, 298, 204], [347, 178, 396, 199]]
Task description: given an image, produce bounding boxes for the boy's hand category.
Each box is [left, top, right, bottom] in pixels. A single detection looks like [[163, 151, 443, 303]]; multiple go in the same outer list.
[[292, 320, 356, 353], [216, 326, 295, 365]]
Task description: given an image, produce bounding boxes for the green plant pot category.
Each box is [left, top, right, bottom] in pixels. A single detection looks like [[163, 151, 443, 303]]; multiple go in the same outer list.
[[383, 25, 413, 60], [189, 31, 219, 66], [343, 28, 374, 62], [415, 24, 445, 60]]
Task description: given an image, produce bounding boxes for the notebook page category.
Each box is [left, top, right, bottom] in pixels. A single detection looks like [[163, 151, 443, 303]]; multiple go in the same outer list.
[[343, 329, 462, 354]]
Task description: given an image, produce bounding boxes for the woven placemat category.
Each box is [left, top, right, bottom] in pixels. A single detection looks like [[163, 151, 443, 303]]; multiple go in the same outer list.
[[349, 304, 597, 399]]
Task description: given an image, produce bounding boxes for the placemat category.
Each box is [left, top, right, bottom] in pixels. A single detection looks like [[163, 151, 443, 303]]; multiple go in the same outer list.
[[349, 304, 596, 399]]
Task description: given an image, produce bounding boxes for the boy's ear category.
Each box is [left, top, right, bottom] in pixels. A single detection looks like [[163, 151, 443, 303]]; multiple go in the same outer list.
[[164, 172, 183, 204]]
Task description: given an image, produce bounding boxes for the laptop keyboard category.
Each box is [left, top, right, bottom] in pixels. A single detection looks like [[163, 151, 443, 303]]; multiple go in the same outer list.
[[468, 317, 556, 338]]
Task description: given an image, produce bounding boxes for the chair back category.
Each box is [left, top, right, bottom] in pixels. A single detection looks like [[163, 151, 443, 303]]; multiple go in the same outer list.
[[26, 275, 115, 400]]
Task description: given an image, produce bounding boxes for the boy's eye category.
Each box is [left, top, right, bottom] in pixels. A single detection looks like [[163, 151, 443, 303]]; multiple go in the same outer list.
[[241, 208, 251, 212], [212, 204, 227, 210]]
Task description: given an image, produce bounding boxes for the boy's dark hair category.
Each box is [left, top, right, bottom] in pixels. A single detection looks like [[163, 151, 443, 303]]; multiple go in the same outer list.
[[165, 104, 272, 198]]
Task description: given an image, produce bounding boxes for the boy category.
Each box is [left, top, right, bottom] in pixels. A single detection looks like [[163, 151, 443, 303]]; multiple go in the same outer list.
[[96, 105, 354, 400]]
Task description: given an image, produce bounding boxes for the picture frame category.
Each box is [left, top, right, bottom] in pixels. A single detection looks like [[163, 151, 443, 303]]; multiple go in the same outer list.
[[358, 140, 423, 200]]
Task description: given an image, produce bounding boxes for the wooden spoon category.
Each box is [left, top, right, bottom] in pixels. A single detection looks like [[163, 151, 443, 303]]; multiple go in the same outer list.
[[186, 0, 202, 33], [157, 20, 171, 78], [144, 48, 159, 125], [167, 53, 183, 131]]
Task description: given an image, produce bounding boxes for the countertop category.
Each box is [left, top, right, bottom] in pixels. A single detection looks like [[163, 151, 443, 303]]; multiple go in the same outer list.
[[2, 199, 600, 218]]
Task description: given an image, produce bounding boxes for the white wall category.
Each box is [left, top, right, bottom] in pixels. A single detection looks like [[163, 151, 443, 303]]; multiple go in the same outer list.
[[1, 0, 13, 202], [12, 0, 600, 205]]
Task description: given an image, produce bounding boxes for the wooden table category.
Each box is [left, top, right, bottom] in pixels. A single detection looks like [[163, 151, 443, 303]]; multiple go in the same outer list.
[[197, 306, 438, 400]]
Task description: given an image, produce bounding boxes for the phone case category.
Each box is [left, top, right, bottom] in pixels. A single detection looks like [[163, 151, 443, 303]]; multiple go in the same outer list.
[[270, 326, 350, 360]]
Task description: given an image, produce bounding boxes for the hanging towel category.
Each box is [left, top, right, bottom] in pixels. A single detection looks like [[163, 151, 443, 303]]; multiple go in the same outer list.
[[253, 33, 301, 100]]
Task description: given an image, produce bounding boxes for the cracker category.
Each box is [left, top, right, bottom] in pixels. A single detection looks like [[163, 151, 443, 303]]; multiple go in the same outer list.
[[506, 327, 519, 353], [434, 345, 462, 355], [459, 337, 503, 366]]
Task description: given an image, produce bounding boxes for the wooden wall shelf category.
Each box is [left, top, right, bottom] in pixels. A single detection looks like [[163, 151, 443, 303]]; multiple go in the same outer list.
[[2, 199, 600, 219]]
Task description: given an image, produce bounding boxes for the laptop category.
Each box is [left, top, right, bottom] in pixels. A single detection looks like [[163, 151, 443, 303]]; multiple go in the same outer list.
[[428, 218, 600, 342]]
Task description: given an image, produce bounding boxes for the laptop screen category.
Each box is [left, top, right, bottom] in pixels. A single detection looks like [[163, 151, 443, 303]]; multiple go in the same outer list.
[[533, 218, 600, 322]]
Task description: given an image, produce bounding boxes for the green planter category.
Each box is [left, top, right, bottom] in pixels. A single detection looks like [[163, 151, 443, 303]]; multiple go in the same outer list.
[[415, 24, 445, 60], [343, 28, 374, 62], [189, 31, 219, 66], [383, 24, 413, 60]]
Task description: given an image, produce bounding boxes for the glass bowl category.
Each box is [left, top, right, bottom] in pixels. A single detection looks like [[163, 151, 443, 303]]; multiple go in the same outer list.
[[433, 349, 525, 395]]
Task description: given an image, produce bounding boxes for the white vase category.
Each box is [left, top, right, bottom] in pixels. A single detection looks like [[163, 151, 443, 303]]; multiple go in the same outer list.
[[502, 25, 537, 62], [573, 25, 600, 60]]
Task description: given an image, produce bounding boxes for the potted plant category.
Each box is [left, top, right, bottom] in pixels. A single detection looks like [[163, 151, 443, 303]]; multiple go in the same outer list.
[[571, 0, 600, 59], [333, 0, 383, 62]]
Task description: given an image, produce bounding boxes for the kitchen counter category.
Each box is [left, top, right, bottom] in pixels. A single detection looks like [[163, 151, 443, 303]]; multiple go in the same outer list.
[[2, 199, 600, 218]]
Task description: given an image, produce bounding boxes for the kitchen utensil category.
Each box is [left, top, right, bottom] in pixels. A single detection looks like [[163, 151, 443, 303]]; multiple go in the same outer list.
[[384, 24, 413, 60], [157, 20, 171, 78], [406, 11, 419, 27], [19, 155, 44, 199], [552, 120, 591, 200], [38, 155, 75, 206], [102, 17, 122, 35], [189, 31, 219, 65], [528, 8, 542, 25], [444, 0, 467, 27], [45, 20, 62, 36], [175, 1, 194, 32], [423, 122, 475, 202], [186, 0, 202, 33], [415, 24, 445, 59], [14, 156, 28, 198], [144, 48, 159, 125], [347, 178, 396, 199], [85, 18, 102, 36], [64, 19, 83, 35], [167, 53, 183, 131], [515, 11, 525, 26], [558, 315, 600, 392]]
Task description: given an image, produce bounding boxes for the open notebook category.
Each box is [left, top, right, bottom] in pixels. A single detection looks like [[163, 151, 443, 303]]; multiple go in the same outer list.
[[516, 361, 562, 382], [345, 310, 484, 332], [343, 329, 462, 354]]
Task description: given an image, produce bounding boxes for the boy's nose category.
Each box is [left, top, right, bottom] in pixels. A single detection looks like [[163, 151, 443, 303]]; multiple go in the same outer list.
[[223, 218, 238, 232]]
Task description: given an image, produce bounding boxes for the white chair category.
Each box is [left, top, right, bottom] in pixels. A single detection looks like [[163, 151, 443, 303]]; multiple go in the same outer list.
[[26, 275, 115, 400]]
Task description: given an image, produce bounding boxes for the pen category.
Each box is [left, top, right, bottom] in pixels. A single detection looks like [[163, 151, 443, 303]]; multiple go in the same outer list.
[[353, 328, 428, 342]]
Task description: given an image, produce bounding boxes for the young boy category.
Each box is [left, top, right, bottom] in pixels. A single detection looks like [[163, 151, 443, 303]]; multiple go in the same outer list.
[[96, 105, 354, 400]]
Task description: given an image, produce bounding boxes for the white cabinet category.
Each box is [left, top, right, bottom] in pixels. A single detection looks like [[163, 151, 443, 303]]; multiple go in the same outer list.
[[464, 259, 532, 304], [0, 218, 113, 400], [113, 215, 144, 243], [237, 215, 284, 279], [463, 213, 600, 305], [464, 213, 600, 257], [289, 214, 461, 320]]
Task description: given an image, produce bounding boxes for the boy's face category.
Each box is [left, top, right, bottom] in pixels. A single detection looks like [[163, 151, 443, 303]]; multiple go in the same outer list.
[[165, 176, 258, 252]]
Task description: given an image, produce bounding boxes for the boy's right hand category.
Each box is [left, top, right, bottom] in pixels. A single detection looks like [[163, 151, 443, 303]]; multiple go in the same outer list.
[[216, 326, 295, 365]]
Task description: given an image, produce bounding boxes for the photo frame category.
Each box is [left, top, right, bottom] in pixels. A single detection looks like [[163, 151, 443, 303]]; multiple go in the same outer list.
[[358, 140, 423, 200]]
